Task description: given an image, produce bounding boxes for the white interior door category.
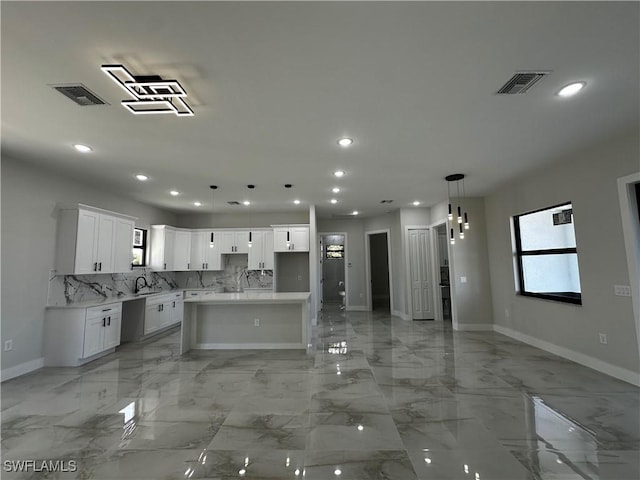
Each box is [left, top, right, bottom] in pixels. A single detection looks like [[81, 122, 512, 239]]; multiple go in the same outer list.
[[409, 229, 433, 320]]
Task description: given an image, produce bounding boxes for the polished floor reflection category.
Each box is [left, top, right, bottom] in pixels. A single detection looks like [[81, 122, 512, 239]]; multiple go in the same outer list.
[[2, 306, 639, 479]]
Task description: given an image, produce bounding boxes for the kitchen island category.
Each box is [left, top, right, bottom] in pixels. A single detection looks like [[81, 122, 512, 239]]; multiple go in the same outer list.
[[181, 292, 311, 353]]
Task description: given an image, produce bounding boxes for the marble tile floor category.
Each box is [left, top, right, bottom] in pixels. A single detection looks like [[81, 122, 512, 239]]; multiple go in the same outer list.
[[1, 306, 639, 479]]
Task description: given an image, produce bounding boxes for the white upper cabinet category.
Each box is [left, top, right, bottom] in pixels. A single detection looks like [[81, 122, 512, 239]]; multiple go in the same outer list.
[[55, 205, 137, 275], [173, 229, 192, 271], [113, 217, 135, 272], [273, 225, 310, 252], [190, 230, 222, 270], [248, 230, 274, 269], [150, 226, 191, 271], [219, 230, 250, 254]]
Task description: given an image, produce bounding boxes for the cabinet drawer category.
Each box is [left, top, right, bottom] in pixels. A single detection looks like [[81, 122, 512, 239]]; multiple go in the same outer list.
[[86, 303, 122, 319]]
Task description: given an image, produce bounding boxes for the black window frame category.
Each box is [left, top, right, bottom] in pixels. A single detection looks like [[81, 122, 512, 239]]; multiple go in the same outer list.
[[513, 202, 582, 305], [132, 228, 148, 268]]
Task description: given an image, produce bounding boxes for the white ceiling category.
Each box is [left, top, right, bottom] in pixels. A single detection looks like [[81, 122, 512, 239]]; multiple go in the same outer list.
[[2, 1, 638, 218]]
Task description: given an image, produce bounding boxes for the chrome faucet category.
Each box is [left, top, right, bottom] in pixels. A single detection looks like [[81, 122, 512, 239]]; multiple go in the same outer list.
[[134, 276, 149, 294]]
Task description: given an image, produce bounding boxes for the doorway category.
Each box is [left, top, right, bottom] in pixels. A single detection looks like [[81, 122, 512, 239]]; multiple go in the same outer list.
[[368, 232, 391, 312], [435, 224, 452, 321], [321, 234, 346, 309]]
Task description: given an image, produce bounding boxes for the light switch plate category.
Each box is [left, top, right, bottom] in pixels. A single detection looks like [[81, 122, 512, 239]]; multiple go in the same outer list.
[[460, 276, 467, 284], [614, 285, 632, 297]]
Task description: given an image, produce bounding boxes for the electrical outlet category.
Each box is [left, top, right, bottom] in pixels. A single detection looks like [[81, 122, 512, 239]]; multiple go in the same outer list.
[[254, 318, 260, 327], [614, 285, 632, 297], [297, 275, 302, 281], [4, 340, 13, 351], [460, 276, 467, 284], [598, 333, 608, 345]]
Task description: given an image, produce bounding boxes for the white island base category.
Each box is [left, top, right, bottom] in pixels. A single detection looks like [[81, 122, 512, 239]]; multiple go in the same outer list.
[[181, 292, 311, 353]]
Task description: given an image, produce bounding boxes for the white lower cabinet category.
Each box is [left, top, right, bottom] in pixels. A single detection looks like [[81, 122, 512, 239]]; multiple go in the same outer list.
[[144, 292, 183, 336], [45, 302, 122, 367]]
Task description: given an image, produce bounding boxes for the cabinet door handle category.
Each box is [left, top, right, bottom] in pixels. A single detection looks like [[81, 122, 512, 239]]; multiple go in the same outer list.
[[164, 263, 167, 270], [108, 316, 111, 326], [94, 262, 98, 271], [187, 263, 190, 270], [102, 308, 111, 312], [103, 317, 106, 327], [158, 304, 162, 312]]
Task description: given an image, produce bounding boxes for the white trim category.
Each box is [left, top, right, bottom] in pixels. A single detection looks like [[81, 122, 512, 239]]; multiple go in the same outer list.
[[455, 323, 494, 331], [346, 305, 368, 312], [392, 309, 409, 320], [1, 357, 44, 382], [494, 324, 640, 387], [364, 229, 394, 313], [193, 342, 304, 350], [617, 172, 640, 362]]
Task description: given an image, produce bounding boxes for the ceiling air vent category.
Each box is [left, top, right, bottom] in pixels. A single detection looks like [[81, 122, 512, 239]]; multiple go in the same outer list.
[[227, 201, 241, 206], [380, 200, 393, 204], [51, 84, 107, 106], [496, 72, 549, 95]]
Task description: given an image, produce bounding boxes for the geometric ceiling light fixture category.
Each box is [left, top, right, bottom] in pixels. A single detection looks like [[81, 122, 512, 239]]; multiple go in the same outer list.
[[101, 64, 194, 116], [445, 173, 469, 244]]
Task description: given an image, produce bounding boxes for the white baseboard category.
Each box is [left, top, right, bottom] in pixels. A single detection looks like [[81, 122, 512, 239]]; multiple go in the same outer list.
[[391, 310, 409, 321], [456, 323, 494, 331], [494, 324, 640, 387], [346, 305, 368, 311], [193, 342, 304, 350], [1, 357, 44, 382]]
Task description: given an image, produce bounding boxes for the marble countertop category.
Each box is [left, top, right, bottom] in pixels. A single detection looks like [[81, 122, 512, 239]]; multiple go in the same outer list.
[[184, 292, 310, 304], [46, 289, 183, 309]]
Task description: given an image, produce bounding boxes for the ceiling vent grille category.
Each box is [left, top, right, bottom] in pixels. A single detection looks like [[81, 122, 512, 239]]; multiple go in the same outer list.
[[496, 72, 549, 95], [51, 84, 107, 106], [380, 200, 394, 204], [227, 201, 241, 206]]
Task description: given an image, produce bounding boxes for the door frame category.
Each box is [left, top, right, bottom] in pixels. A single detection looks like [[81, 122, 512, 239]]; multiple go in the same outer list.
[[318, 231, 348, 310], [365, 229, 394, 313], [428, 221, 455, 324], [404, 225, 437, 321], [617, 172, 640, 360]]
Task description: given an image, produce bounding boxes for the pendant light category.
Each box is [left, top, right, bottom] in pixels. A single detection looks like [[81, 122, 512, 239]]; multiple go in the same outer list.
[[209, 185, 217, 248], [445, 173, 470, 244], [247, 185, 254, 248]]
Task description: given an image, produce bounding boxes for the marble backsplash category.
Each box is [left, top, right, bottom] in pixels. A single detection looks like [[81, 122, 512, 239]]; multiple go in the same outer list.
[[47, 255, 273, 306]]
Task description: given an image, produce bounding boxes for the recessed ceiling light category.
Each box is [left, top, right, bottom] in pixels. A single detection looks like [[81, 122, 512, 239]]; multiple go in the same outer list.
[[73, 144, 92, 153], [170, 190, 180, 196], [352, 210, 359, 215], [333, 170, 345, 178], [135, 174, 148, 181], [558, 82, 585, 97], [193, 201, 202, 207], [337, 137, 353, 147], [330, 199, 338, 204], [294, 199, 301, 205], [413, 201, 420, 206], [332, 187, 341, 193], [243, 201, 251, 206]]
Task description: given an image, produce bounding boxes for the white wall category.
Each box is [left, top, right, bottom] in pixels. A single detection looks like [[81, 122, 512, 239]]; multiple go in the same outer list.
[[484, 130, 640, 379], [177, 211, 309, 228], [432, 197, 494, 329], [1, 156, 176, 376]]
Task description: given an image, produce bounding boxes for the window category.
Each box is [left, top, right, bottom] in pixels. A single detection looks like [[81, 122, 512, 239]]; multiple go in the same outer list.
[[513, 202, 582, 304], [132, 228, 148, 267]]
